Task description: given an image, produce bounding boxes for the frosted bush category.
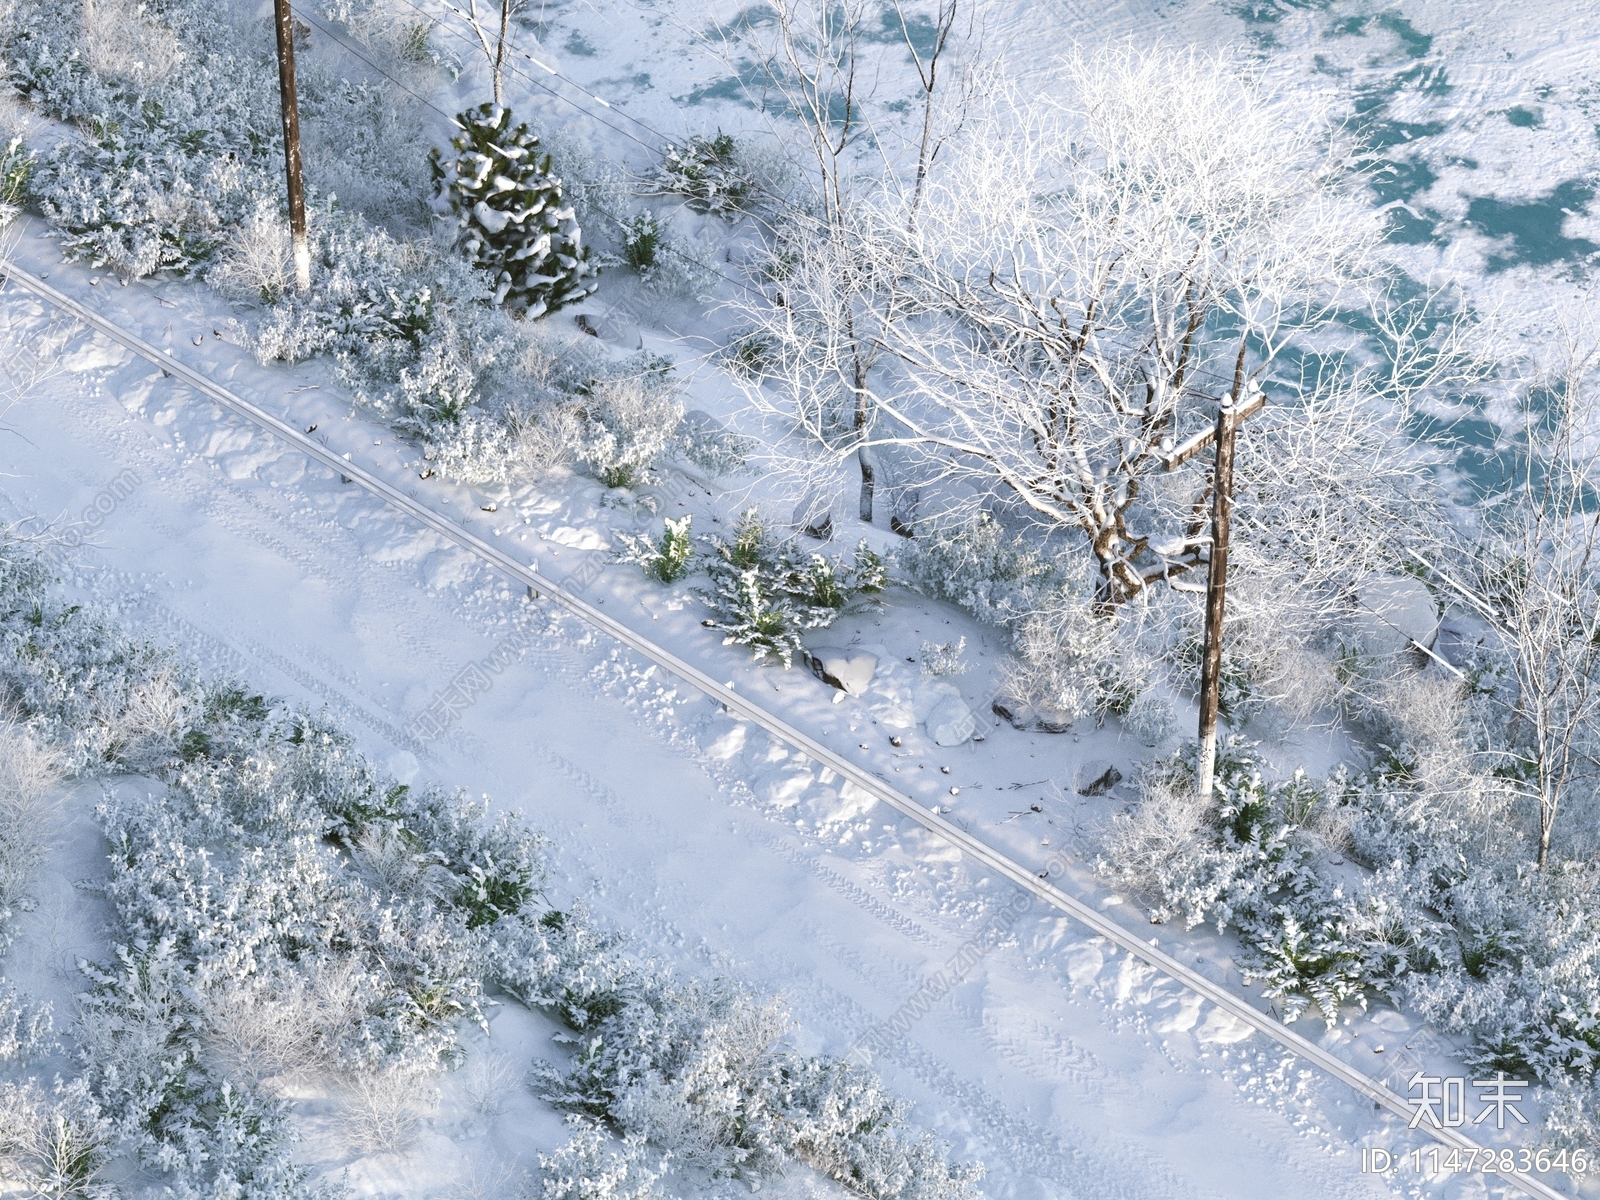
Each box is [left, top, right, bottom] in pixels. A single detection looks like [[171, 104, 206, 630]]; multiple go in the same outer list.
[[643, 133, 757, 217], [1121, 688, 1176, 746], [533, 1119, 666, 1200], [1545, 1077, 1600, 1154], [0, 1078, 115, 1200], [461, 1050, 522, 1120], [7, 0, 281, 278], [80, 0, 184, 82], [0, 724, 62, 948], [0, 136, 31, 226], [617, 516, 694, 584], [999, 611, 1106, 728], [919, 638, 968, 678], [337, 1066, 436, 1154], [199, 959, 368, 1088], [698, 511, 885, 668], [894, 514, 1064, 627], [675, 411, 752, 478], [0, 981, 54, 1066], [208, 203, 296, 305], [2, 529, 978, 1196], [577, 371, 684, 489]]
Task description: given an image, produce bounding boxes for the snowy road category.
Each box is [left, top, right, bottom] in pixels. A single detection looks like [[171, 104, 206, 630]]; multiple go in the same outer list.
[[0, 229, 1522, 1199]]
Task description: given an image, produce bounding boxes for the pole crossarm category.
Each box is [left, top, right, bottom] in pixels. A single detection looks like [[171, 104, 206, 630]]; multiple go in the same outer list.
[[1156, 386, 1266, 472]]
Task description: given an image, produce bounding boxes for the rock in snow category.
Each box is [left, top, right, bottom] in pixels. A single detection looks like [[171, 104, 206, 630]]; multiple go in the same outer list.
[[807, 646, 877, 694], [1077, 762, 1123, 796], [1034, 706, 1076, 734], [992, 698, 1035, 729], [927, 694, 977, 745]]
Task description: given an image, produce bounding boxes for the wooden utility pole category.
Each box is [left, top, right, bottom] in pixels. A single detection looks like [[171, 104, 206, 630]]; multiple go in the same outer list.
[[1195, 398, 1239, 803], [272, 0, 311, 292], [1157, 381, 1264, 802]]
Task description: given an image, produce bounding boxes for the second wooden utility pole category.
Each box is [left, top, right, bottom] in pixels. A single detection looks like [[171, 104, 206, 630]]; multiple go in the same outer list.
[[1156, 380, 1264, 802], [1195, 397, 1239, 803], [272, 0, 311, 292]]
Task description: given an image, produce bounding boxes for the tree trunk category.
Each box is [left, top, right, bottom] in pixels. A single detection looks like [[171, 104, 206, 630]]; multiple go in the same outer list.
[[1197, 400, 1239, 803], [272, 0, 310, 292]]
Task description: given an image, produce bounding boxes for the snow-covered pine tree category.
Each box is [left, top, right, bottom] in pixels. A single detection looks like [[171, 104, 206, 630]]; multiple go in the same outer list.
[[431, 103, 598, 317]]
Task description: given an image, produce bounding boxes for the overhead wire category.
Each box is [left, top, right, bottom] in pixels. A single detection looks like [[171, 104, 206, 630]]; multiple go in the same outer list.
[[291, 3, 754, 295], [299, 0, 1358, 410]]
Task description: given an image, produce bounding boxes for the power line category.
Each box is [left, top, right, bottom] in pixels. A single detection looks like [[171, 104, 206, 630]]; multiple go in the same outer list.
[[379, 0, 664, 151], [391, 0, 670, 148], [300, 3, 1310, 408], [294, 4, 753, 295]]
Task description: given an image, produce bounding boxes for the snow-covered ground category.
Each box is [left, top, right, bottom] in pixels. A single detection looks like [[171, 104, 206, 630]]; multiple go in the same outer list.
[[0, 214, 1580, 1199], [6, 0, 1600, 1196]]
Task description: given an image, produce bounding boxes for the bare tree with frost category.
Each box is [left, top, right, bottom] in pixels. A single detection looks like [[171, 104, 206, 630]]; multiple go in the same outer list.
[[725, 0, 977, 526], [1467, 333, 1600, 868], [743, 46, 1449, 611]]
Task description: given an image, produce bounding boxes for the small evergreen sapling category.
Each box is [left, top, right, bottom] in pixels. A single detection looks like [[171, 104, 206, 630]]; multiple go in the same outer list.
[[700, 511, 885, 667], [618, 516, 694, 583], [646, 132, 754, 216], [619, 211, 662, 274], [432, 103, 598, 317]]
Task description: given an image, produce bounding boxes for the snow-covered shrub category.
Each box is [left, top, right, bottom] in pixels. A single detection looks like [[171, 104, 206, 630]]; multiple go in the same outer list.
[[717, 329, 776, 382], [1545, 1077, 1600, 1155], [0, 981, 54, 1066], [999, 605, 1131, 728], [771, 1057, 985, 1200], [894, 514, 1062, 629], [576, 369, 684, 489], [699, 511, 884, 667], [0, 537, 232, 776], [6, 0, 281, 278], [1120, 687, 1175, 746], [644, 133, 756, 216], [675, 413, 752, 480], [619, 211, 662, 274], [919, 638, 968, 678], [80, 0, 184, 81], [533, 1118, 666, 1200], [514, 904, 980, 1199], [0, 1078, 116, 1200], [0, 135, 32, 225], [618, 516, 694, 583], [73, 940, 320, 1197], [3, 528, 980, 1198], [0, 724, 62, 950], [431, 103, 598, 316], [207, 202, 296, 305], [241, 211, 467, 365], [337, 1066, 436, 1154]]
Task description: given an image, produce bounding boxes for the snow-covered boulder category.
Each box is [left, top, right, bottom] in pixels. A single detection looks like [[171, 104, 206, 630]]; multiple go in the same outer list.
[[1077, 762, 1123, 796], [914, 679, 962, 721], [807, 646, 877, 694], [992, 698, 1035, 729], [927, 694, 977, 746]]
